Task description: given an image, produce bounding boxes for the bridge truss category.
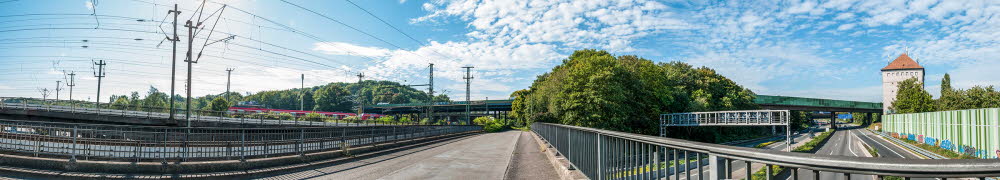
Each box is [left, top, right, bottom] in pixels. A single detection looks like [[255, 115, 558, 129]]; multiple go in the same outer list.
[[660, 110, 792, 151]]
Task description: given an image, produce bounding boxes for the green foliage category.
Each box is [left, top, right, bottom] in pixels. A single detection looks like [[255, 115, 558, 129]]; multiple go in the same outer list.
[[754, 140, 779, 148], [936, 74, 1000, 111], [749, 165, 783, 180], [892, 78, 935, 113], [508, 89, 530, 127], [313, 85, 353, 112], [303, 112, 327, 122], [473, 116, 508, 132], [512, 49, 760, 141], [342, 116, 360, 121], [274, 112, 294, 120], [208, 97, 230, 112], [111, 96, 129, 110], [793, 129, 835, 153]]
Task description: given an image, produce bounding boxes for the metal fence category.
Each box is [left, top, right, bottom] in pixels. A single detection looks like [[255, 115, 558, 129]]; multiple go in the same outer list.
[[532, 122, 1000, 180], [0, 97, 428, 127], [0, 119, 480, 163]]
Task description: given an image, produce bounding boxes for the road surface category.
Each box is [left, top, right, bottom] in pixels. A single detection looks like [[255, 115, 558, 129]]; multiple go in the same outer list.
[[256, 130, 557, 180]]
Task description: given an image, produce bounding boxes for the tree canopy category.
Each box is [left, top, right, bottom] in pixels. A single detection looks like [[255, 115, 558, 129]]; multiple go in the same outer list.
[[892, 78, 936, 113], [313, 84, 353, 112], [511, 49, 760, 141]]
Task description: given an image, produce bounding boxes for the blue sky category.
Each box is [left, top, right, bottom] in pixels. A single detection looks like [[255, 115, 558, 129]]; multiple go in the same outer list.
[[1, 0, 998, 103]]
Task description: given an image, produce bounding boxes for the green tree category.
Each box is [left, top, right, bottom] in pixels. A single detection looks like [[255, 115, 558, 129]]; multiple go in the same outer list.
[[314, 85, 353, 112], [111, 96, 129, 110], [892, 78, 935, 113], [517, 49, 760, 142], [509, 89, 531, 126], [208, 97, 230, 112]]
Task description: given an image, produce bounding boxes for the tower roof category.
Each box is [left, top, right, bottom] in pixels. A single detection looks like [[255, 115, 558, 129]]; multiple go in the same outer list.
[[882, 53, 924, 71]]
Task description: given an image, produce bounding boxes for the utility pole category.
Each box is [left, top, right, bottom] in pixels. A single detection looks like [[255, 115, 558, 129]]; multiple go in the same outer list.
[[55, 81, 63, 100], [38, 88, 50, 100], [93, 60, 106, 110], [462, 66, 474, 124], [356, 72, 364, 116], [428, 63, 434, 122], [301, 74, 305, 111], [184, 19, 195, 127], [64, 71, 76, 102], [226, 68, 234, 103], [168, 4, 181, 121], [406, 64, 434, 123]]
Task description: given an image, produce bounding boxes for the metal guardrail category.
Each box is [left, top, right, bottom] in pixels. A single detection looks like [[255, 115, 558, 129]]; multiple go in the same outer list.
[[869, 129, 948, 159], [0, 97, 426, 127], [0, 119, 481, 163], [532, 122, 1000, 179]]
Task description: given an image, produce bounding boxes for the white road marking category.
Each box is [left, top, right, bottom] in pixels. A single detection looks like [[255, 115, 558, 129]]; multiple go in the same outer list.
[[855, 129, 904, 158], [847, 129, 858, 157]]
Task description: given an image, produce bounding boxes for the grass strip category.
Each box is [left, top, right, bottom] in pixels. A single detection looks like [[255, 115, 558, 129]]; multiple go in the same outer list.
[[747, 129, 836, 180]]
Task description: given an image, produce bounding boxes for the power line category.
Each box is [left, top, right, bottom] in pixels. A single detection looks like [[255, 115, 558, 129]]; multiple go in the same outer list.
[[342, 0, 454, 61]]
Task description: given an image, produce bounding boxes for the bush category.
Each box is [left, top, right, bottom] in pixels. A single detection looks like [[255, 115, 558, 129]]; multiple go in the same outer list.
[[343, 116, 360, 122], [793, 129, 835, 153], [376, 116, 395, 123], [303, 112, 327, 122], [473, 116, 508, 132]]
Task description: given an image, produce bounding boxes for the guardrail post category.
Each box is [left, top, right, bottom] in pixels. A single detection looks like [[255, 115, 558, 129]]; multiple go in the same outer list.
[[71, 125, 78, 162], [765, 164, 773, 180], [183, 129, 189, 162], [709, 154, 725, 180], [298, 129, 305, 156], [240, 129, 246, 162], [596, 134, 602, 180]]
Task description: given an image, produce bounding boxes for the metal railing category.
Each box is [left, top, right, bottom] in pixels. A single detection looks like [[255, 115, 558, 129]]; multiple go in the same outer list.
[[661, 110, 789, 126], [0, 97, 432, 127], [533, 122, 1000, 180], [0, 119, 480, 163]]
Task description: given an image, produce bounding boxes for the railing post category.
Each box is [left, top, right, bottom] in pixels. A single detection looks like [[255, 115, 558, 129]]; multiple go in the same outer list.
[[71, 125, 78, 162], [596, 134, 602, 180], [709, 154, 725, 180], [299, 128, 305, 156], [240, 129, 246, 162], [765, 164, 773, 180]]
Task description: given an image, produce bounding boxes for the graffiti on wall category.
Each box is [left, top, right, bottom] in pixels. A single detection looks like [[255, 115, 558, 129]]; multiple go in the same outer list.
[[887, 132, 998, 159]]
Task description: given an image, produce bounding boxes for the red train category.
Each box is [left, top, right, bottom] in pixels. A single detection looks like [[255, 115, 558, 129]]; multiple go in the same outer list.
[[228, 107, 384, 120]]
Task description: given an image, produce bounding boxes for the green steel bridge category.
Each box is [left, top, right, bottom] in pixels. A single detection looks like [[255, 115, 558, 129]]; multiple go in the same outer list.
[[364, 94, 883, 114]]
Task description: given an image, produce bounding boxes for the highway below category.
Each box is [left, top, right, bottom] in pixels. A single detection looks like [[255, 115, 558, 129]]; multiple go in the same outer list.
[[790, 123, 926, 180]]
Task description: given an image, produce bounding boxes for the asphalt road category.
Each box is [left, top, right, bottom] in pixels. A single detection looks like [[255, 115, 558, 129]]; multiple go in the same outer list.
[[789, 124, 926, 180], [667, 126, 821, 180]]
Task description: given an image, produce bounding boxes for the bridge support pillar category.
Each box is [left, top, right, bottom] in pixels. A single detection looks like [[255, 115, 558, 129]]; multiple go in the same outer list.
[[831, 111, 838, 129]]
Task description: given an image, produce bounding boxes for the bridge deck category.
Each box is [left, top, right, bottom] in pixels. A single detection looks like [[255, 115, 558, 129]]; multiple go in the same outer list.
[[260, 131, 555, 179]]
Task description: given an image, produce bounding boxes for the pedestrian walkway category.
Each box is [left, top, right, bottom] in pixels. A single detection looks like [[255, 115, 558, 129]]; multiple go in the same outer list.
[[505, 131, 560, 180], [258, 130, 536, 180]]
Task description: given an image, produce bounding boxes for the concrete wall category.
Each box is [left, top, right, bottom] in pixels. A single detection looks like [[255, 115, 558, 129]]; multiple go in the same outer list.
[[882, 69, 924, 114]]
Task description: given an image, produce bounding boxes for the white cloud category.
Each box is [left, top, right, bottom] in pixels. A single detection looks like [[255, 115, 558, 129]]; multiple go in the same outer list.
[[312, 42, 392, 57], [413, 0, 691, 53], [836, 23, 856, 31], [685, 44, 843, 92], [85, 0, 93, 11]]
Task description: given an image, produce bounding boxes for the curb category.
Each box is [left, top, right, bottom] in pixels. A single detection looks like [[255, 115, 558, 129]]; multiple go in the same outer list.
[[528, 131, 588, 180]]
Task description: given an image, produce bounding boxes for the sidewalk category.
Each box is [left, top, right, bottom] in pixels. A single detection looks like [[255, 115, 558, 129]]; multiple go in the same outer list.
[[505, 131, 560, 180]]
